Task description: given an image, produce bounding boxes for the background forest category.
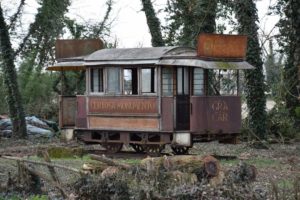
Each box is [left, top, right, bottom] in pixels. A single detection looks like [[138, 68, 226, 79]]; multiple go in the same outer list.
[[0, 0, 299, 141]]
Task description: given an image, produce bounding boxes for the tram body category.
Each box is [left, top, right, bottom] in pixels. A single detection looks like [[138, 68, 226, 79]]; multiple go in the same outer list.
[[48, 34, 253, 154]]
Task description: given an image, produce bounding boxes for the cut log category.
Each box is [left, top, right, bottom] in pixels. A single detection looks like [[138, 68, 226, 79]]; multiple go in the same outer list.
[[140, 155, 220, 177], [89, 154, 131, 169]]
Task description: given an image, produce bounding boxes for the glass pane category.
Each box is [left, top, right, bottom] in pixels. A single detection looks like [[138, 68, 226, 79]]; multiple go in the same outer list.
[[99, 69, 103, 92], [184, 68, 189, 94], [177, 68, 183, 95], [142, 68, 151, 93], [162, 67, 173, 96], [124, 69, 132, 95], [107, 67, 120, 94], [193, 68, 204, 95], [92, 69, 99, 92]]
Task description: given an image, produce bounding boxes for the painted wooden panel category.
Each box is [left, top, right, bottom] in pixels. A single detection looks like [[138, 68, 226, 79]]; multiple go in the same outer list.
[[89, 96, 158, 114], [161, 97, 174, 131], [190, 96, 241, 133], [89, 116, 159, 131], [76, 96, 87, 128], [59, 96, 76, 128], [197, 34, 247, 60]]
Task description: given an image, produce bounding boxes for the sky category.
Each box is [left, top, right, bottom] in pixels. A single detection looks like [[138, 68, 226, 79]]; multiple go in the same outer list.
[[3, 0, 280, 49]]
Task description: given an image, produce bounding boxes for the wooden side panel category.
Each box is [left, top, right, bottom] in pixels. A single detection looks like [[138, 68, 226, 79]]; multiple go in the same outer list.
[[89, 117, 159, 131], [89, 97, 158, 114], [197, 34, 247, 60], [161, 97, 174, 131], [59, 96, 76, 128], [76, 96, 87, 128], [191, 96, 241, 133]]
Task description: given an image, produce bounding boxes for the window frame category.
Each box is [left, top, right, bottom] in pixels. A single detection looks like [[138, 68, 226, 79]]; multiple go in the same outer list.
[[140, 67, 157, 95], [89, 67, 105, 95]]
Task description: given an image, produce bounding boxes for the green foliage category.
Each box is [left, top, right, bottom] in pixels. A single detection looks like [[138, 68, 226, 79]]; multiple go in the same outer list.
[[270, 178, 300, 200], [18, 58, 59, 120], [265, 40, 284, 96], [234, 0, 267, 140], [273, 0, 300, 126], [267, 103, 297, 139], [141, 0, 165, 46], [18, 0, 71, 67], [164, 0, 217, 46]]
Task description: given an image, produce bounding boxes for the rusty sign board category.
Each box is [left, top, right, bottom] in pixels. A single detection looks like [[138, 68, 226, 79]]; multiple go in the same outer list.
[[197, 34, 248, 60], [190, 96, 241, 133], [89, 97, 158, 114], [55, 39, 103, 59]]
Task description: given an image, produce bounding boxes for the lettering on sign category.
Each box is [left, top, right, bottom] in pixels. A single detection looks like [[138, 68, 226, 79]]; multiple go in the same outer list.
[[89, 98, 157, 114], [210, 100, 229, 122]]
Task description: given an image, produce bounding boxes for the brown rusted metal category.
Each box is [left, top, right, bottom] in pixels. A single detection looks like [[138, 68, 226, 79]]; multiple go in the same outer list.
[[55, 39, 103, 59], [59, 96, 76, 128], [190, 96, 241, 134], [89, 97, 158, 114], [197, 34, 248, 60], [76, 96, 87, 128], [89, 117, 159, 131], [161, 97, 174, 131]]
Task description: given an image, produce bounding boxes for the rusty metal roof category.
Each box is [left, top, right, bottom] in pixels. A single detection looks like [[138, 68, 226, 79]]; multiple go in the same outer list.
[[47, 46, 255, 71]]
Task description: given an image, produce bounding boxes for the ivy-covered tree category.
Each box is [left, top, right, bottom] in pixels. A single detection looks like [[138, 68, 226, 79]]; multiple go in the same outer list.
[[16, 0, 71, 68], [275, 0, 300, 124], [0, 3, 27, 138], [140, 0, 165, 47], [234, 0, 267, 139]]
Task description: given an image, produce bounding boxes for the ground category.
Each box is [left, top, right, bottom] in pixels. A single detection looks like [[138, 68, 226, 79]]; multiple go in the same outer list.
[[0, 138, 299, 199]]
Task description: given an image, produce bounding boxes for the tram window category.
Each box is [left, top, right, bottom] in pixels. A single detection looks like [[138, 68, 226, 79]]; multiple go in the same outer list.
[[193, 68, 204, 95], [107, 67, 121, 94], [123, 68, 138, 95], [162, 67, 173, 96], [90, 68, 103, 93], [141, 68, 155, 93]]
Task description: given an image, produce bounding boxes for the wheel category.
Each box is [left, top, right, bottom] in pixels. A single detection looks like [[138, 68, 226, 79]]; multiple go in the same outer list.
[[171, 146, 190, 155], [143, 144, 165, 155], [103, 143, 123, 153], [130, 144, 145, 153]]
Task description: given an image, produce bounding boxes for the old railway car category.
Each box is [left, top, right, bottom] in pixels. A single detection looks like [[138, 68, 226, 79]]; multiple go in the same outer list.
[[47, 34, 254, 154]]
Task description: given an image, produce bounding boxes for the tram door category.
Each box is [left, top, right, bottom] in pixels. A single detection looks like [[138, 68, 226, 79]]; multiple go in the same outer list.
[[176, 67, 190, 130]]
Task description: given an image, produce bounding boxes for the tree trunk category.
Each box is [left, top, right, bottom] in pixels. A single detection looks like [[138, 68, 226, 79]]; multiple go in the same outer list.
[[234, 0, 267, 139], [140, 0, 165, 47], [0, 4, 27, 138]]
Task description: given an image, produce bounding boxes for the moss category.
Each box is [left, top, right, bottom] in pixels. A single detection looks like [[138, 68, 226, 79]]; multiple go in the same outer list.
[[216, 62, 237, 70], [47, 147, 85, 158]]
